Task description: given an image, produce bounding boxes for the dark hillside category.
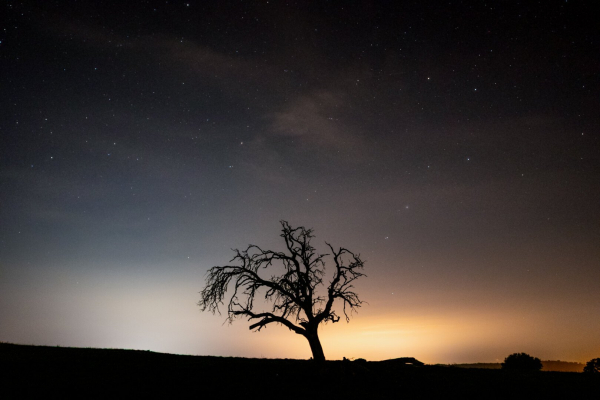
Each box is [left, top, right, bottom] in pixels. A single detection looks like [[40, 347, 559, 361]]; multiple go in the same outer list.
[[2, 343, 598, 398]]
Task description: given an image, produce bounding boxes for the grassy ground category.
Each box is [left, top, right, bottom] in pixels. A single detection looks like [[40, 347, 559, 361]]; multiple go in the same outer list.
[[2, 342, 598, 398]]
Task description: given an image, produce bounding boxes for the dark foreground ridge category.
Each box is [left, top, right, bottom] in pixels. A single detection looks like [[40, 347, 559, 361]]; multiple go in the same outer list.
[[2, 343, 598, 398]]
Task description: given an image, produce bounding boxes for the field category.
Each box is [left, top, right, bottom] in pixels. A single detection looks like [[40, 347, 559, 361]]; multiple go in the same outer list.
[[2, 343, 598, 398]]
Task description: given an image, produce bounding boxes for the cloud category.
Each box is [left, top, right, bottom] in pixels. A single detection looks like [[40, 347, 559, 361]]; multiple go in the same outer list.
[[267, 90, 367, 157], [36, 13, 379, 178], [38, 14, 270, 92]]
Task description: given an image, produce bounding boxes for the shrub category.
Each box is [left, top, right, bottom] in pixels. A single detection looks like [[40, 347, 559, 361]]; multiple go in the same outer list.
[[583, 358, 600, 374], [501, 353, 542, 371]]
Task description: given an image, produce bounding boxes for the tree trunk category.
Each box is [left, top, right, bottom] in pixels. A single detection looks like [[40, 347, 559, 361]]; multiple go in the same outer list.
[[305, 329, 326, 362]]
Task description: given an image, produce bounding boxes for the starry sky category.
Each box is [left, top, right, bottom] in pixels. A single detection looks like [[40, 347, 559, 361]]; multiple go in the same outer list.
[[1, 1, 599, 363]]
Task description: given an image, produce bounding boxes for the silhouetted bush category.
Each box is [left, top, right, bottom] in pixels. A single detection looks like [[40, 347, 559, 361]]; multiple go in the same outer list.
[[501, 353, 542, 371], [583, 358, 600, 374]]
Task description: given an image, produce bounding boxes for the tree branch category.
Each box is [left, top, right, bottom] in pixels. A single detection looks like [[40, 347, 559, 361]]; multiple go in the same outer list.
[[198, 220, 366, 348]]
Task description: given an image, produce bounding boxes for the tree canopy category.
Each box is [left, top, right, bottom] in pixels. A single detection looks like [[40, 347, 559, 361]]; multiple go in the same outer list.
[[501, 353, 542, 371], [583, 358, 600, 374]]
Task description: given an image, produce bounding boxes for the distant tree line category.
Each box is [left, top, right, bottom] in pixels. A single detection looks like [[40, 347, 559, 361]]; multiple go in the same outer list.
[[502, 353, 600, 374]]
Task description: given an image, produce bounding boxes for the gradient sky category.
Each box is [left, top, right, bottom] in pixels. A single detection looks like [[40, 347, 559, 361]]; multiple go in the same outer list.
[[1, 1, 599, 364]]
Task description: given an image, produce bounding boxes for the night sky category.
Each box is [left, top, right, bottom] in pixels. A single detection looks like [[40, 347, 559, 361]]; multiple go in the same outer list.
[[2, 1, 599, 363]]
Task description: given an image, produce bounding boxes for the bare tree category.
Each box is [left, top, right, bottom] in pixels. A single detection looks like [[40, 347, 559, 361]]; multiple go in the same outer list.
[[198, 221, 366, 362]]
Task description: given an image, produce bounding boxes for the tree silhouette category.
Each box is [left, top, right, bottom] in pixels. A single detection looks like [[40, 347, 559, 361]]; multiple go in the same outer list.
[[501, 353, 542, 371], [198, 221, 366, 362], [583, 358, 600, 374]]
